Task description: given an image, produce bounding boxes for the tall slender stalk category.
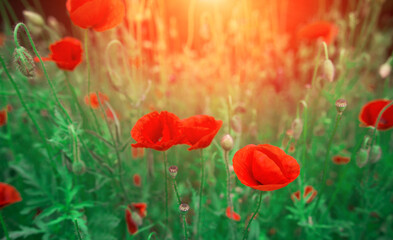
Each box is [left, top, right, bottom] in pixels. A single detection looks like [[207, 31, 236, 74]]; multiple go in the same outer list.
[[223, 150, 236, 239], [242, 191, 263, 240], [163, 151, 169, 227], [182, 215, 188, 240], [73, 219, 83, 240], [196, 149, 205, 237], [0, 211, 10, 240]]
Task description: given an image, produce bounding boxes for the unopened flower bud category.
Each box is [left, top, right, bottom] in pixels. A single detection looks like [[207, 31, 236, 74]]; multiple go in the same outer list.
[[379, 62, 391, 79], [321, 59, 335, 82], [179, 203, 190, 215], [168, 165, 178, 178], [221, 134, 234, 151], [369, 145, 382, 163], [335, 99, 347, 114], [13, 47, 35, 78], [23, 11, 45, 26], [291, 118, 303, 140], [356, 148, 369, 168], [72, 160, 86, 175]]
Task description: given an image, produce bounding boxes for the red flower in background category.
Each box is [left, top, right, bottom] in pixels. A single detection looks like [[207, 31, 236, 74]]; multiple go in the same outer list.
[[125, 208, 138, 235], [66, 0, 125, 32], [133, 174, 141, 187], [332, 155, 351, 165], [291, 185, 317, 203], [0, 108, 7, 127], [35, 37, 82, 71], [180, 115, 222, 150], [131, 147, 145, 159], [0, 183, 22, 209], [359, 99, 393, 130], [226, 207, 241, 221], [84, 92, 109, 109], [131, 203, 147, 218], [233, 144, 300, 191], [131, 111, 183, 151], [105, 108, 119, 121], [297, 21, 338, 45]]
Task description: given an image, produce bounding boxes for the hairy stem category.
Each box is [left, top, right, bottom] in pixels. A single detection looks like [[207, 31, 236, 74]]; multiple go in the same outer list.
[[242, 191, 263, 240]]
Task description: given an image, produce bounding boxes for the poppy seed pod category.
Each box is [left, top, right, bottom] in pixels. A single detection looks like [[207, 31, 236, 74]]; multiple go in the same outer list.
[[72, 160, 86, 175], [321, 59, 335, 82], [13, 47, 35, 78], [179, 203, 190, 215], [369, 145, 382, 163], [291, 118, 303, 140], [356, 148, 369, 168], [220, 134, 234, 151], [168, 165, 178, 178], [335, 99, 347, 114]]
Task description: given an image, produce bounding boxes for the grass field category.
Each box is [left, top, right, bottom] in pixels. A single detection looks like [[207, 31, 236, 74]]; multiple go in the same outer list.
[[1, 0, 393, 239]]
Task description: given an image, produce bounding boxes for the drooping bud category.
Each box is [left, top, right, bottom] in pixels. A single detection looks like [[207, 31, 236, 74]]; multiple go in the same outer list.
[[379, 62, 391, 79], [356, 148, 369, 168], [369, 145, 382, 163], [72, 160, 86, 175], [220, 134, 234, 152], [23, 11, 45, 27], [291, 118, 303, 140], [335, 99, 347, 114], [168, 165, 178, 178], [321, 59, 335, 82], [179, 203, 190, 215], [13, 47, 35, 78]]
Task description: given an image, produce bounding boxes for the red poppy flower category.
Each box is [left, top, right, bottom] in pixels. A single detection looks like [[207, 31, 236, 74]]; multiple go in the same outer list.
[[66, 0, 125, 32], [133, 174, 141, 187], [0, 183, 22, 209], [84, 92, 109, 109], [131, 147, 145, 159], [226, 207, 241, 221], [359, 99, 393, 130], [131, 111, 183, 151], [233, 144, 300, 191], [131, 203, 147, 218], [0, 109, 7, 127], [297, 21, 338, 45], [291, 185, 317, 203], [35, 37, 82, 71], [180, 115, 223, 150], [332, 155, 351, 165], [125, 208, 138, 235]]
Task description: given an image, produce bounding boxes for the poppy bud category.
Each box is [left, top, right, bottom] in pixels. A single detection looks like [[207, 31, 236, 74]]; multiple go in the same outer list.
[[168, 165, 178, 178], [321, 59, 335, 82], [220, 134, 234, 151], [335, 99, 347, 114], [369, 145, 382, 163], [291, 118, 303, 140], [379, 62, 391, 79], [179, 203, 190, 215], [356, 148, 369, 168], [13, 47, 35, 78], [23, 11, 45, 27], [72, 160, 86, 175]]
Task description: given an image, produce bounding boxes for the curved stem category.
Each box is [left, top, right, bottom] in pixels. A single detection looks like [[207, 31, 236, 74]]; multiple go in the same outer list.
[[0, 211, 10, 240], [242, 191, 263, 240], [0, 55, 53, 160], [13, 23, 72, 124], [197, 149, 205, 237]]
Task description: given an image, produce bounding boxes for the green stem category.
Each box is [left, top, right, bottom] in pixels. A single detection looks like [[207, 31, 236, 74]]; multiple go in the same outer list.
[[164, 151, 169, 227], [314, 112, 342, 213], [73, 219, 83, 240], [14, 23, 72, 124], [0, 0, 11, 35], [3, 0, 18, 24], [197, 149, 204, 237], [0, 55, 53, 160], [172, 179, 181, 205], [242, 191, 263, 240], [182, 214, 188, 240], [64, 72, 86, 122], [0, 211, 10, 240], [224, 150, 236, 239]]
